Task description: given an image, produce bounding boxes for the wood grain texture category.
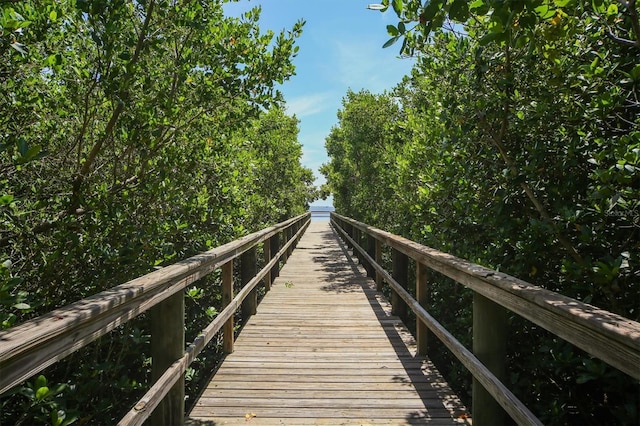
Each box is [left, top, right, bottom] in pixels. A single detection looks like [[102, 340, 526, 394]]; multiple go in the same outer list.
[[0, 214, 310, 395], [187, 222, 470, 425], [332, 213, 640, 381]]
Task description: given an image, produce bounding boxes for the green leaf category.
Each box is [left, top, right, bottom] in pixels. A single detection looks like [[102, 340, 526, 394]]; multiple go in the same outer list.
[[469, 0, 489, 14], [13, 302, 30, 310], [479, 32, 503, 45], [422, 0, 444, 22], [34, 375, 47, 389], [534, 5, 556, 19], [449, 0, 469, 21], [35, 386, 50, 400], [0, 195, 14, 206], [392, 0, 403, 16], [49, 10, 58, 21], [387, 24, 399, 36], [630, 64, 640, 81], [383, 36, 401, 48]]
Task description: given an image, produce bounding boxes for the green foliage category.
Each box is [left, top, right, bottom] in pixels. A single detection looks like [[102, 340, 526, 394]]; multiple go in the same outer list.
[[2, 375, 78, 426], [1, 0, 314, 423], [323, 1, 639, 423]]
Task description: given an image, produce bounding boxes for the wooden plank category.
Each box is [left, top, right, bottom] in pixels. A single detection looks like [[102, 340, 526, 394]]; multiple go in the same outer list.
[[335, 221, 542, 426], [189, 407, 463, 420], [187, 418, 470, 426], [333, 213, 640, 380], [188, 221, 469, 425]]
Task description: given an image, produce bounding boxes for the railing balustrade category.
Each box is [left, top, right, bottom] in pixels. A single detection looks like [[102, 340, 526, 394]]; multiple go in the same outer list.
[[331, 212, 640, 426], [0, 213, 310, 425]]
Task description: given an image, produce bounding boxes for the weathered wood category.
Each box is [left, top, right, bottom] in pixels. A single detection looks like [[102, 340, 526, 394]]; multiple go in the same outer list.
[[473, 292, 507, 426], [121, 216, 311, 424], [222, 260, 234, 354], [149, 291, 185, 426], [332, 213, 640, 381], [188, 221, 470, 424], [375, 238, 383, 291], [263, 239, 272, 291], [240, 247, 257, 319], [0, 214, 309, 395], [365, 234, 376, 278], [353, 227, 362, 263], [392, 248, 409, 322], [282, 229, 290, 262], [288, 224, 296, 255], [333, 217, 542, 425], [416, 261, 429, 356], [270, 232, 280, 280]]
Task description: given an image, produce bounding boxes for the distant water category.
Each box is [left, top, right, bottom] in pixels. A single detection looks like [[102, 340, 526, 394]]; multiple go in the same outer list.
[[309, 206, 334, 222]]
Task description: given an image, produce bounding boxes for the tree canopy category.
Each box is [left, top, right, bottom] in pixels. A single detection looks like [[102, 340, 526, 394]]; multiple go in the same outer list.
[[1, 1, 314, 423], [322, 0, 639, 423]]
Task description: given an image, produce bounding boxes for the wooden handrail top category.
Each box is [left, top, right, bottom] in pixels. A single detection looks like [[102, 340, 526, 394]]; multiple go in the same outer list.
[[119, 218, 310, 426], [0, 213, 309, 394], [331, 213, 640, 380]]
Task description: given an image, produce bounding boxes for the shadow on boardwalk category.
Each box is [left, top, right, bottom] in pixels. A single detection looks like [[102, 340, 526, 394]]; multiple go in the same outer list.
[[310, 223, 470, 425], [186, 221, 470, 425]]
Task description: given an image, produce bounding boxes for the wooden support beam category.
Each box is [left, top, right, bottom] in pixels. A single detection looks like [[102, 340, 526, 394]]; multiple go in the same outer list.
[[270, 233, 280, 281], [287, 226, 293, 256], [241, 247, 257, 319], [264, 239, 272, 291], [375, 239, 383, 291], [416, 261, 429, 356], [150, 291, 184, 426], [222, 260, 234, 354], [365, 234, 376, 278], [473, 292, 507, 425], [392, 249, 408, 321]]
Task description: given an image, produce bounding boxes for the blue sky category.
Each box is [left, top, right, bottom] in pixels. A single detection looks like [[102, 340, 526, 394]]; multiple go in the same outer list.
[[224, 1, 415, 206]]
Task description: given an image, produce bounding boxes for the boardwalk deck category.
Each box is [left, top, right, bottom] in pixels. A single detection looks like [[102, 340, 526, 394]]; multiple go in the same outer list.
[[187, 221, 471, 425]]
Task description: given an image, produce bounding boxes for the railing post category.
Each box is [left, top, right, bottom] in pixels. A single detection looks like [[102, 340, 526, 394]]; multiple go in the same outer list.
[[222, 260, 234, 354], [345, 223, 353, 249], [150, 291, 184, 425], [270, 232, 280, 281], [282, 230, 289, 263], [264, 238, 272, 291], [391, 249, 408, 321], [352, 228, 361, 263], [375, 239, 383, 291], [473, 292, 508, 425], [416, 262, 429, 356], [241, 247, 257, 319], [364, 234, 376, 278], [285, 227, 291, 257]]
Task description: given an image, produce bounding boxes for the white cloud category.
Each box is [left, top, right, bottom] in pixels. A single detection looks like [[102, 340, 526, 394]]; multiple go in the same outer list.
[[285, 92, 334, 117], [331, 37, 414, 93]]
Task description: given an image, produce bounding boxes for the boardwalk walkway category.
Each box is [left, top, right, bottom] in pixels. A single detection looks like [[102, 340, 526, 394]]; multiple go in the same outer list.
[[187, 221, 470, 425]]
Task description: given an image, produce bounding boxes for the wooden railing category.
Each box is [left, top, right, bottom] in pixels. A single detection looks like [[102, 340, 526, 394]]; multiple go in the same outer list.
[[0, 213, 310, 426], [331, 213, 640, 426]]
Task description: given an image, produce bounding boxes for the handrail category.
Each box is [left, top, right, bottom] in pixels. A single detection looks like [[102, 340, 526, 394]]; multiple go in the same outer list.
[[0, 213, 310, 424], [331, 212, 640, 425], [120, 218, 309, 425]]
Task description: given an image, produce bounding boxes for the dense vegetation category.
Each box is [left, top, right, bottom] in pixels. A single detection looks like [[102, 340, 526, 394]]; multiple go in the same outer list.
[[1, 1, 315, 424], [322, 0, 639, 424]]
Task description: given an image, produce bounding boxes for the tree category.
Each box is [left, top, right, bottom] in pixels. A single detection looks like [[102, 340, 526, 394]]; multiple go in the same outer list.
[[323, 1, 639, 422], [1, 1, 313, 423]]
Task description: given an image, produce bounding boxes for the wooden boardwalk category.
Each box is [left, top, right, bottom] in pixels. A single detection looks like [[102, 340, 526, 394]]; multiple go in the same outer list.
[[187, 221, 471, 425]]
